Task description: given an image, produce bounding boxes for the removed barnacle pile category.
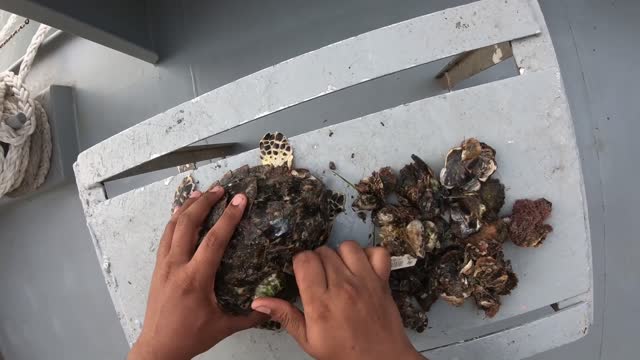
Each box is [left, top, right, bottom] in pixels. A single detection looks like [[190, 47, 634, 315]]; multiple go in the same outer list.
[[352, 138, 553, 332]]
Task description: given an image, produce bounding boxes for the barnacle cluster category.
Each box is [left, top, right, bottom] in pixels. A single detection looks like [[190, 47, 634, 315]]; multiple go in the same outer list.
[[353, 139, 553, 332]]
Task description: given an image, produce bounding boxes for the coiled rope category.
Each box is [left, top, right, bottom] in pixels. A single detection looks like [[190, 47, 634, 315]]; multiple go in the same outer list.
[[0, 15, 52, 198]]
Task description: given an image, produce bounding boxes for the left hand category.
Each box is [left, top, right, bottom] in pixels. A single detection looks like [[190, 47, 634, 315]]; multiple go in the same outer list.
[[128, 187, 267, 360]]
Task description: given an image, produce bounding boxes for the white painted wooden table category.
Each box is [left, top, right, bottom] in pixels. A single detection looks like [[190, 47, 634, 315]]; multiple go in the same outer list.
[[74, 0, 593, 358]]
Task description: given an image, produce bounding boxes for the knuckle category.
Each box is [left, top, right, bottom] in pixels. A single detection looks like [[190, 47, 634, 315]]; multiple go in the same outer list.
[[202, 228, 220, 248], [339, 282, 360, 302], [176, 214, 196, 229], [176, 269, 198, 291], [222, 205, 243, 222], [339, 240, 360, 253], [294, 251, 317, 267], [342, 240, 359, 248], [166, 217, 179, 228], [314, 246, 333, 257], [277, 309, 293, 327], [370, 246, 390, 260], [309, 302, 331, 322], [203, 190, 222, 204]]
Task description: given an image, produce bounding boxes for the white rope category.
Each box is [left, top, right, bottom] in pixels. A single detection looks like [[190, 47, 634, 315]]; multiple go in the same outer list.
[[0, 14, 19, 42], [0, 23, 52, 198]]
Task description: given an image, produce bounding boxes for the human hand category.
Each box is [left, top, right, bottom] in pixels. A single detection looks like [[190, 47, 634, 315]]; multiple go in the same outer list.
[[251, 241, 425, 360], [129, 187, 267, 360]]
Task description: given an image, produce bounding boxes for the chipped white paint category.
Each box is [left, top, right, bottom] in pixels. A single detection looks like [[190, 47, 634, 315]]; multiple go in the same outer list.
[[102, 258, 111, 273], [492, 44, 504, 63]]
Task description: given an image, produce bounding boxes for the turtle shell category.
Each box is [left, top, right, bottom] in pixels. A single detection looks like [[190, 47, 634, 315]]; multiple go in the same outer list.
[[199, 164, 343, 315]]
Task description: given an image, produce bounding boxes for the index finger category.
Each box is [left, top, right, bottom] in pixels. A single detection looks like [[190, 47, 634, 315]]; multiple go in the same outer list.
[[190, 194, 247, 285], [292, 251, 327, 305], [170, 186, 225, 262]]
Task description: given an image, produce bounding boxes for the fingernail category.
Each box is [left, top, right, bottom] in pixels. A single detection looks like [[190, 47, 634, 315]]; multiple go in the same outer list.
[[231, 194, 245, 206], [252, 306, 271, 315], [209, 185, 223, 193], [189, 191, 202, 199]]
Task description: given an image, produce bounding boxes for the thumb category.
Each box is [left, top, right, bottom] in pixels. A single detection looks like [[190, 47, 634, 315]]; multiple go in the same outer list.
[[226, 311, 270, 333], [252, 297, 307, 345]]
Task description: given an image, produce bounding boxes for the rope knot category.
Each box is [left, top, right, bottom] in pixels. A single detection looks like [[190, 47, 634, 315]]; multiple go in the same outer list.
[[0, 21, 52, 198]]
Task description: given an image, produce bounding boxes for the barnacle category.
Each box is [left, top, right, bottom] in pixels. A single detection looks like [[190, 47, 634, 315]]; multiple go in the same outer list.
[[349, 139, 552, 330], [352, 167, 397, 211], [172, 175, 195, 213]]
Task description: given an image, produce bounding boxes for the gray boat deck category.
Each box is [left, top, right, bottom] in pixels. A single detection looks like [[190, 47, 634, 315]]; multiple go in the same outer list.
[[1, 0, 638, 359]]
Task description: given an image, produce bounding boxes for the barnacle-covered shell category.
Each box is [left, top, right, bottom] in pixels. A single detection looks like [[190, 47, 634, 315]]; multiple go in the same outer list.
[[344, 140, 550, 327], [352, 193, 384, 211], [398, 155, 446, 218], [254, 273, 285, 298], [471, 256, 517, 294], [469, 254, 518, 317], [434, 248, 472, 306], [205, 164, 341, 315], [375, 205, 439, 259], [352, 167, 397, 211], [462, 222, 505, 258], [440, 138, 497, 191], [508, 198, 553, 247], [479, 179, 505, 221], [449, 195, 486, 239], [473, 287, 501, 318], [374, 205, 420, 227], [172, 175, 195, 212], [392, 291, 429, 333], [457, 220, 517, 317]]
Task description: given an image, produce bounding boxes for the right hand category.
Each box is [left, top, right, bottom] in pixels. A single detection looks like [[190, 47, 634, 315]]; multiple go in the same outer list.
[[251, 241, 425, 360]]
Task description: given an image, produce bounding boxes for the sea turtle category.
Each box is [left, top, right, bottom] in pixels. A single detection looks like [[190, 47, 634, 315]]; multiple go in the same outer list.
[[172, 132, 345, 326]]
